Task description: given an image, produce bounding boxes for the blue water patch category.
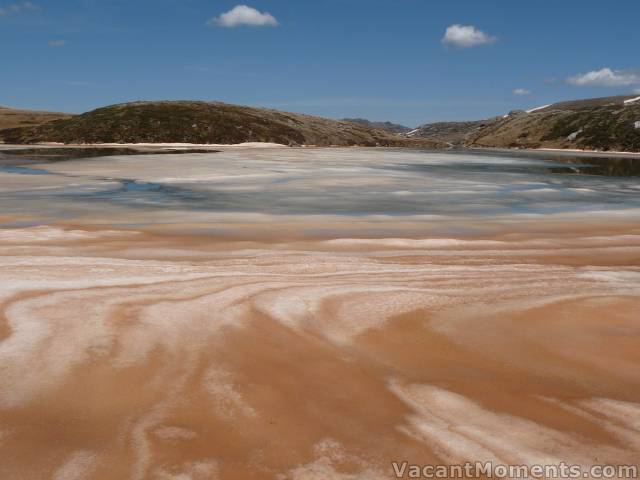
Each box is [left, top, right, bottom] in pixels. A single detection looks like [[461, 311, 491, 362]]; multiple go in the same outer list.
[[0, 165, 52, 175]]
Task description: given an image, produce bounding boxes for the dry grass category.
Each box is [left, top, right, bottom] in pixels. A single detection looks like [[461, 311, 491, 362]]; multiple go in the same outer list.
[[0, 101, 443, 148], [0, 106, 73, 133]]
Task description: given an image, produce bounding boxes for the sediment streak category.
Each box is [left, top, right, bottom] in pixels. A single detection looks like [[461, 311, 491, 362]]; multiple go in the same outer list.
[[0, 226, 639, 479]]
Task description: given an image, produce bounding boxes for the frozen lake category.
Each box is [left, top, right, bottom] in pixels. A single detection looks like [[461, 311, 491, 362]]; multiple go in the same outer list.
[[1, 147, 639, 235]]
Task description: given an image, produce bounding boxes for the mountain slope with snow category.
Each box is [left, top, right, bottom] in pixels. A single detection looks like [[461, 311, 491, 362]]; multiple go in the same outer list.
[[407, 95, 640, 152], [468, 95, 640, 152]]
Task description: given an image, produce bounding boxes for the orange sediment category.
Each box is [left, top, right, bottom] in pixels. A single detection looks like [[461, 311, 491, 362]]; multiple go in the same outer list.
[[0, 222, 638, 478]]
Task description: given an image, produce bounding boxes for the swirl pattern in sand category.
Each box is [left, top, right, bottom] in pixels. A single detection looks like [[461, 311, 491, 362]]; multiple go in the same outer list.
[[0, 225, 639, 479]]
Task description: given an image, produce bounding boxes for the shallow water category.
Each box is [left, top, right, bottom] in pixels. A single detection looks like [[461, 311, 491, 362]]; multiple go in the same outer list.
[[1, 148, 639, 231]]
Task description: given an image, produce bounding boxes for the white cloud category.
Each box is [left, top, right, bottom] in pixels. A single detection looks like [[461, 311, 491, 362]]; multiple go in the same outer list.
[[442, 24, 496, 48], [0, 1, 38, 16], [567, 68, 640, 87], [48, 40, 67, 47], [208, 5, 278, 28], [513, 88, 531, 95]]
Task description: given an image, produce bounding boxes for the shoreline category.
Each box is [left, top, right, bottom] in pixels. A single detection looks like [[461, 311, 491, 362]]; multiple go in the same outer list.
[[1, 142, 640, 158], [469, 146, 640, 158], [0, 141, 286, 151]]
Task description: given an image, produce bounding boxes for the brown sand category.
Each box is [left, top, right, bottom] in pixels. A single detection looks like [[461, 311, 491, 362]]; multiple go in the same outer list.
[[0, 223, 639, 479]]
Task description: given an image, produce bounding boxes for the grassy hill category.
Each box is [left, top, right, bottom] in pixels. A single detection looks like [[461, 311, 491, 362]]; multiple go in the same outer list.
[[468, 95, 640, 151], [407, 95, 640, 152], [0, 106, 73, 131], [5, 96, 637, 151], [0, 101, 442, 148]]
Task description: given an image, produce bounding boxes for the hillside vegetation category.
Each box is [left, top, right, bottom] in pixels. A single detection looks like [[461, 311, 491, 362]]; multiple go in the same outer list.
[[0, 101, 441, 148], [4, 96, 639, 152], [341, 118, 411, 134], [406, 120, 489, 146], [408, 95, 640, 152]]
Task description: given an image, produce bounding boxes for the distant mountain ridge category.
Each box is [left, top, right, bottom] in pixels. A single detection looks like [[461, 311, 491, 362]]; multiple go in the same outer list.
[[0, 101, 441, 148], [405, 120, 490, 146], [340, 118, 411, 134]]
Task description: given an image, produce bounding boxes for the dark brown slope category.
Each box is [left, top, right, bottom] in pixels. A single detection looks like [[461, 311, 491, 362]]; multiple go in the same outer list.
[[0, 101, 443, 148]]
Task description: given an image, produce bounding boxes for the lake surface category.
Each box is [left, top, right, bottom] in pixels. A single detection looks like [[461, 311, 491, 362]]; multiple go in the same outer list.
[[1, 147, 639, 234]]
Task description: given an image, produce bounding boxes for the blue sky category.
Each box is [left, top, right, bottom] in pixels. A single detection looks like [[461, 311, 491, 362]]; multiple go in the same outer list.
[[1, 0, 639, 126]]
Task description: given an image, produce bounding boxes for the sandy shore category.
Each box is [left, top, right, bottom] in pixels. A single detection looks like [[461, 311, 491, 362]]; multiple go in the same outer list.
[[4, 143, 640, 160], [0, 222, 639, 479]]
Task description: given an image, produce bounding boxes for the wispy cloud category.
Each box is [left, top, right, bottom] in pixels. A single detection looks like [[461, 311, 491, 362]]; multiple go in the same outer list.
[[513, 88, 531, 96], [207, 5, 278, 28], [567, 68, 640, 87], [442, 24, 496, 48], [0, 1, 38, 16], [48, 40, 67, 47]]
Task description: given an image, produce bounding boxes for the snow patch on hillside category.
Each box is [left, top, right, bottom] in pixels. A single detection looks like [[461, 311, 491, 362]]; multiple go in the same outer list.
[[567, 128, 583, 141], [526, 104, 551, 113]]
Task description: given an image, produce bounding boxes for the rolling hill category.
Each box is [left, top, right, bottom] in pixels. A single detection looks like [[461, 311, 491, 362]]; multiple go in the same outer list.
[[0, 101, 441, 148], [408, 95, 640, 152], [0, 105, 73, 131], [4, 96, 639, 152]]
